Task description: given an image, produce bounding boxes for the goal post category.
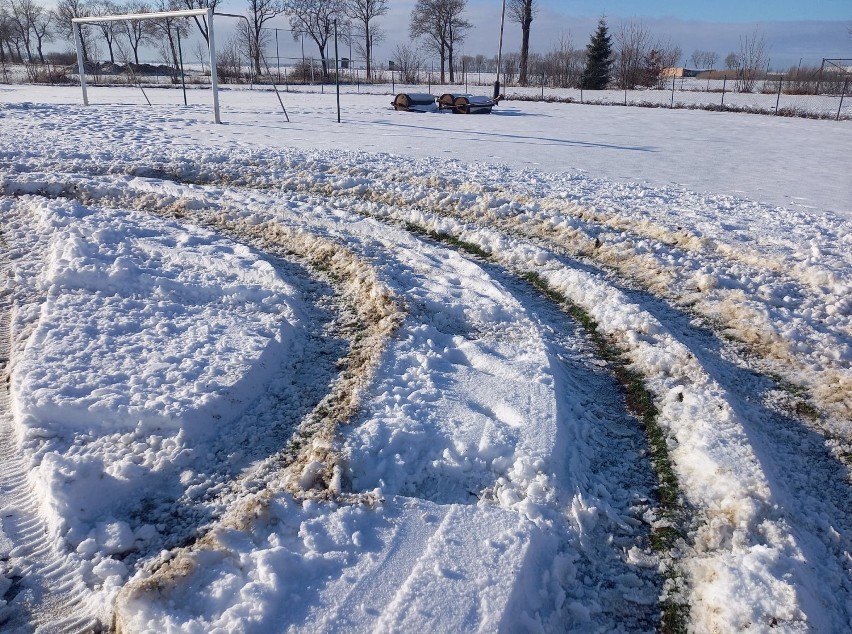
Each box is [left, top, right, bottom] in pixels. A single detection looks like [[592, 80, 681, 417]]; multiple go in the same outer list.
[[72, 8, 221, 124]]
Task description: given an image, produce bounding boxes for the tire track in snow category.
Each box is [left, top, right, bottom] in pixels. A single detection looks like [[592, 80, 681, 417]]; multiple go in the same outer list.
[[374, 209, 852, 630], [4, 153, 849, 420], [0, 250, 103, 631], [559, 261, 852, 630], [278, 221, 665, 628], [3, 161, 850, 629], [479, 262, 664, 628]]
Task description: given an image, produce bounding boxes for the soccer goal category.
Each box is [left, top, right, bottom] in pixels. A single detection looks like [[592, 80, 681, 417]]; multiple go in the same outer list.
[[72, 8, 222, 123]]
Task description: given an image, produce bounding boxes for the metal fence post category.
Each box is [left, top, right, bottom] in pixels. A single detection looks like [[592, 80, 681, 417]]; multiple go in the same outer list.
[[176, 25, 187, 106], [838, 78, 848, 121], [775, 75, 782, 114], [721, 75, 726, 109]]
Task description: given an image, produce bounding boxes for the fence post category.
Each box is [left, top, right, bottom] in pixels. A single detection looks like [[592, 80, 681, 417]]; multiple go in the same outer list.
[[334, 20, 340, 123], [816, 60, 824, 96], [671, 74, 676, 108], [775, 75, 782, 114], [838, 78, 848, 121], [721, 75, 726, 108], [176, 26, 187, 106], [275, 29, 281, 82]]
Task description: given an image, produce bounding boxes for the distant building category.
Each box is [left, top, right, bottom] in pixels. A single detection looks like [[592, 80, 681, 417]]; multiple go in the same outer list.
[[659, 67, 703, 78]]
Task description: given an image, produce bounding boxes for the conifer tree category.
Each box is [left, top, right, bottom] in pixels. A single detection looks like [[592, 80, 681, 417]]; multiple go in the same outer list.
[[580, 17, 613, 89]]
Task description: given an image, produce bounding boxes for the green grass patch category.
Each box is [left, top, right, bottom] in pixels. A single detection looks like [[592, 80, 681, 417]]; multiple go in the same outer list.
[[522, 269, 688, 632], [794, 400, 821, 421], [400, 224, 689, 630], [767, 372, 822, 422], [403, 222, 491, 259]]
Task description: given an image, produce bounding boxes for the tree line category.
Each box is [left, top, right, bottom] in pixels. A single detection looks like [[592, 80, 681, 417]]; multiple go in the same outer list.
[[0, 0, 788, 92]]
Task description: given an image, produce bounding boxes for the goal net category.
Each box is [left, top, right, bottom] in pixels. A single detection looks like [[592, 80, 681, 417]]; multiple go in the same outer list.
[[72, 8, 222, 123]]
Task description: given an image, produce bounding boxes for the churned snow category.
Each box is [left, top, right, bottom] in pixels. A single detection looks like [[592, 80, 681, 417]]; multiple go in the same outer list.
[[0, 84, 850, 632]]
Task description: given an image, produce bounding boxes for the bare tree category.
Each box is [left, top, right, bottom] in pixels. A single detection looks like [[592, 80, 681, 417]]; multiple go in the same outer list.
[[614, 19, 653, 89], [91, 0, 121, 63], [0, 5, 13, 64], [547, 32, 583, 88], [149, 0, 190, 78], [0, 1, 26, 63], [410, 0, 469, 83], [285, 0, 344, 80], [120, 0, 154, 65], [29, 0, 52, 63], [392, 42, 421, 83], [508, 0, 535, 85], [181, 0, 221, 43], [240, 0, 285, 76], [724, 51, 738, 70], [346, 0, 386, 79], [55, 0, 94, 62], [690, 49, 718, 70], [7, 0, 46, 61], [735, 28, 767, 92], [443, 0, 468, 81]]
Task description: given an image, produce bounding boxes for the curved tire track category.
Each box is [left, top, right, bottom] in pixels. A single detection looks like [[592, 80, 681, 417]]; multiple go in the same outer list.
[[0, 251, 103, 632], [2, 157, 850, 630]]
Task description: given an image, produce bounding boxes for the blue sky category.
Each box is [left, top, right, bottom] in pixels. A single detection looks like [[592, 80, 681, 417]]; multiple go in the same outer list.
[[365, 0, 852, 68], [70, 0, 851, 70], [531, 0, 851, 23]]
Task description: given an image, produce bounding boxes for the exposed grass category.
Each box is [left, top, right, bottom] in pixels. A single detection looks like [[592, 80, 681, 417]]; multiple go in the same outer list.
[[767, 372, 823, 422], [409, 220, 692, 629], [404, 222, 491, 259], [521, 270, 688, 632], [404, 221, 687, 543]]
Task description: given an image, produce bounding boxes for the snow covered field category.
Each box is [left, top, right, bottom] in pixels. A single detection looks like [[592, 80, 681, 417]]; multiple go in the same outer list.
[[0, 85, 850, 632]]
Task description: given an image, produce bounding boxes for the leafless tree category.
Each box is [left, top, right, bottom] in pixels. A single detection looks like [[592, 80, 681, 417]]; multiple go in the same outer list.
[[91, 0, 121, 63], [181, 0, 221, 43], [240, 0, 285, 76], [410, 0, 469, 83], [545, 32, 583, 88], [120, 0, 154, 65], [6, 0, 50, 61], [689, 49, 718, 70], [508, 0, 535, 85], [614, 19, 653, 89], [724, 51, 738, 70], [55, 0, 94, 62], [0, 5, 14, 64], [735, 28, 767, 92], [392, 42, 421, 83], [29, 0, 52, 63], [149, 0, 190, 78], [285, 0, 344, 80], [501, 51, 519, 85], [346, 0, 386, 79]]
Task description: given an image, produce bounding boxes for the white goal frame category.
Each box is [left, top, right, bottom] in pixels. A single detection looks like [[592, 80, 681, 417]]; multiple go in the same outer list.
[[72, 8, 221, 123]]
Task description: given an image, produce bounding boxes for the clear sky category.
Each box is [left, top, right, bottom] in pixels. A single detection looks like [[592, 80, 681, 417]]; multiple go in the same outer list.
[[363, 0, 852, 68], [532, 0, 852, 23], [58, 0, 852, 70]]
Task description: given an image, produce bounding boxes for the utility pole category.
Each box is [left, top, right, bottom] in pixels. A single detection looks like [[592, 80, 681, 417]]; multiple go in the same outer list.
[[494, 0, 506, 99]]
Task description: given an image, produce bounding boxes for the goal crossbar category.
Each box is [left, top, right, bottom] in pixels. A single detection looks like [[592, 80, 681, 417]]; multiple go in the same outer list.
[[72, 8, 221, 123]]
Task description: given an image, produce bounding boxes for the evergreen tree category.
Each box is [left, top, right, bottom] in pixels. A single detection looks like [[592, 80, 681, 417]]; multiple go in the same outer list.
[[580, 17, 613, 90]]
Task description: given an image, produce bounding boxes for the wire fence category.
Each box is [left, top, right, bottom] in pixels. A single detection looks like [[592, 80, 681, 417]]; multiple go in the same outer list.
[[1, 24, 849, 121]]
